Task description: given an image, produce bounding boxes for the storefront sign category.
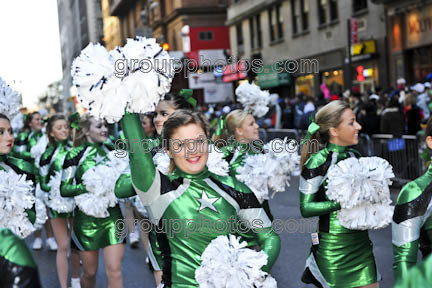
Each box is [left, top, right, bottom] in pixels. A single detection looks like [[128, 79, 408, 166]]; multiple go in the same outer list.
[[257, 63, 291, 89], [222, 61, 247, 82], [406, 6, 432, 49], [351, 40, 376, 62]]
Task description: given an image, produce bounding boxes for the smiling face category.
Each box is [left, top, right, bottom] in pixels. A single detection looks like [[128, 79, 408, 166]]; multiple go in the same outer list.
[[167, 123, 209, 175], [85, 118, 108, 143], [154, 100, 176, 135], [234, 114, 259, 143], [29, 113, 43, 131], [0, 118, 14, 155], [329, 109, 362, 146], [50, 119, 69, 142]]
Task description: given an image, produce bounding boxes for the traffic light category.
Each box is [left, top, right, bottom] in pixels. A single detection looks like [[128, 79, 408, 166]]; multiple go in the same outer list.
[[162, 43, 170, 51]]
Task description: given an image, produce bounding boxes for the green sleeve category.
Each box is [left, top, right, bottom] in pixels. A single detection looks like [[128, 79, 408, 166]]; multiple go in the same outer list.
[[120, 113, 156, 193], [255, 228, 281, 272], [393, 182, 424, 281], [394, 254, 432, 288], [39, 146, 55, 193], [60, 147, 88, 197], [299, 151, 341, 218], [12, 132, 32, 161], [114, 173, 136, 198]]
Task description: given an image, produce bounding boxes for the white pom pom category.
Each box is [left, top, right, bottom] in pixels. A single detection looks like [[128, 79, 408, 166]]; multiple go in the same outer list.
[[236, 139, 299, 202], [235, 82, 270, 118], [0, 170, 36, 238], [72, 43, 128, 123], [207, 144, 229, 176], [31, 134, 49, 168], [78, 151, 129, 218], [47, 172, 75, 213], [122, 37, 174, 114], [0, 80, 21, 120], [195, 234, 274, 288], [327, 156, 395, 230]]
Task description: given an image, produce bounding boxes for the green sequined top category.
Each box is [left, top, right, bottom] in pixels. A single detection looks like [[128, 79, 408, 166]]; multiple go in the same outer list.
[[13, 130, 43, 162], [119, 113, 281, 287]]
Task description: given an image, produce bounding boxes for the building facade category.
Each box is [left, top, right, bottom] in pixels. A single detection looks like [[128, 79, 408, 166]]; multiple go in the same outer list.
[[227, 0, 388, 98], [57, 0, 103, 113], [374, 0, 432, 86], [108, 0, 232, 103]]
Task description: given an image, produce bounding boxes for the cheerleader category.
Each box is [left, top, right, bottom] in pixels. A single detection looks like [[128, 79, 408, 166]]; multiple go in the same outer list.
[[0, 113, 41, 287], [392, 117, 432, 282], [39, 114, 81, 288], [13, 111, 56, 251], [60, 113, 124, 288], [213, 109, 273, 220], [115, 92, 195, 286], [300, 101, 379, 288], [117, 110, 280, 287]]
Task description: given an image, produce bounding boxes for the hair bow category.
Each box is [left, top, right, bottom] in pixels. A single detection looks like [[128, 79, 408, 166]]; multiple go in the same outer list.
[[180, 89, 197, 107]]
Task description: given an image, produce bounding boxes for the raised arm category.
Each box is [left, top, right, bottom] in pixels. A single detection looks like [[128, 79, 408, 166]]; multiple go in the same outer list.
[[120, 113, 159, 203]]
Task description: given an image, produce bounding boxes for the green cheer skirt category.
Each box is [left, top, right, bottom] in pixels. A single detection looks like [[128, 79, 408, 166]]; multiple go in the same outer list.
[[71, 205, 125, 251], [302, 231, 379, 288]]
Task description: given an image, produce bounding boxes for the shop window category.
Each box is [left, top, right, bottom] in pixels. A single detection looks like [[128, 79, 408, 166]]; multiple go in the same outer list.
[[292, 0, 308, 34], [291, 0, 300, 34], [301, 0, 309, 31], [199, 31, 213, 41], [250, 18, 255, 49], [295, 74, 315, 97], [329, 0, 338, 21], [317, 0, 327, 25], [269, 4, 284, 42], [256, 14, 262, 47], [322, 69, 343, 96], [236, 23, 244, 55], [353, 0, 367, 13]]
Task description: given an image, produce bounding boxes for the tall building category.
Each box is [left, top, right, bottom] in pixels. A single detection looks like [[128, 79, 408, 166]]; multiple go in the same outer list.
[[57, 0, 103, 113], [227, 0, 388, 98], [373, 0, 432, 86]]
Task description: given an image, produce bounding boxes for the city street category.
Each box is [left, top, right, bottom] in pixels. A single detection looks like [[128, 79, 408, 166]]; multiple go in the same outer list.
[[29, 176, 398, 288]]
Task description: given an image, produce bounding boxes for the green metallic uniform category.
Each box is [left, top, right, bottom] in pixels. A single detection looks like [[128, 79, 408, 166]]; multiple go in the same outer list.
[[13, 130, 43, 162], [119, 113, 280, 288], [300, 143, 379, 288], [0, 228, 41, 288], [0, 155, 40, 286], [394, 254, 432, 288], [39, 141, 74, 218], [60, 142, 125, 251], [392, 163, 432, 282]]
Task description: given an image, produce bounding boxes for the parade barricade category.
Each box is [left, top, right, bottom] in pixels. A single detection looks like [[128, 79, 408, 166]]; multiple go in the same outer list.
[[259, 128, 425, 184]]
